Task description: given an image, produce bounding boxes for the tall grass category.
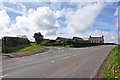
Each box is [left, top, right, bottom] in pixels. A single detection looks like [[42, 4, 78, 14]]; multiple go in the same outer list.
[[102, 45, 119, 78]]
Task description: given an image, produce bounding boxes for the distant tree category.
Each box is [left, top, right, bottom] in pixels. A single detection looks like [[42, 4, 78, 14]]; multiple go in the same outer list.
[[33, 32, 44, 44]]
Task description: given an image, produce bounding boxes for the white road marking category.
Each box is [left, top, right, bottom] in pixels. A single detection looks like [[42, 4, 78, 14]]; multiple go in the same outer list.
[[35, 54, 39, 55], [65, 57, 68, 58], [51, 61, 55, 63], [41, 53, 46, 54]]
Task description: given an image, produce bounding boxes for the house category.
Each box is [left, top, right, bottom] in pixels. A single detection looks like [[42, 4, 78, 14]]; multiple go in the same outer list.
[[56, 37, 72, 41], [89, 35, 104, 43], [73, 37, 84, 42]]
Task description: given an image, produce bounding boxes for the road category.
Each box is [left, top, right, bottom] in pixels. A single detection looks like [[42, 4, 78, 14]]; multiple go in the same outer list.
[[2, 45, 115, 78]]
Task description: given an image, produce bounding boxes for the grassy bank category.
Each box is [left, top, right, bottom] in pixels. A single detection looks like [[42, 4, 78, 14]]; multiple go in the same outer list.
[[102, 45, 119, 79], [40, 45, 71, 48], [0, 46, 1, 53], [2, 43, 44, 55]]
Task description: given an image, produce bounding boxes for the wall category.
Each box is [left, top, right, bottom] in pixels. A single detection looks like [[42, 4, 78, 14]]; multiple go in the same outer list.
[[2, 37, 30, 53]]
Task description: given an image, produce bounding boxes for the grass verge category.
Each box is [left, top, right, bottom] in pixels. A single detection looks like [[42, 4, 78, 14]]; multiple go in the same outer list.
[[0, 46, 1, 53], [40, 45, 71, 48], [2, 43, 44, 55], [102, 45, 120, 79]]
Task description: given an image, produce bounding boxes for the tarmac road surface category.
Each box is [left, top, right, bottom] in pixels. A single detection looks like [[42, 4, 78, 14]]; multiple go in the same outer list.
[[2, 45, 115, 78]]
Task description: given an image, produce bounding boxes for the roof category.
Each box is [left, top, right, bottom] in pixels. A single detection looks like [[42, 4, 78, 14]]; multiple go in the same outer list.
[[73, 37, 84, 40], [89, 37, 103, 41], [56, 37, 72, 41]]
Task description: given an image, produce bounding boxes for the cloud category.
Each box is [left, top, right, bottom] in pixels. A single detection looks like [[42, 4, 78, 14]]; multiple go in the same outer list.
[[0, 2, 24, 14], [114, 5, 119, 44], [61, 3, 104, 35], [94, 30, 118, 43], [17, 3, 26, 12], [0, 10, 11, 38], [1, 0, 120, 2], [9, 6, 59, 40], [114, 7, 118, 28], [114, 7, 118, 16]]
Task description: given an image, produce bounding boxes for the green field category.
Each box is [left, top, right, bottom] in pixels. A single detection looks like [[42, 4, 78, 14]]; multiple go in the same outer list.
[[102, 45, 120, 79]]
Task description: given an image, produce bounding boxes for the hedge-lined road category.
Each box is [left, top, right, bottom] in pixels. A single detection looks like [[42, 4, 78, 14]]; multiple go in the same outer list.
[[2, 45, 115, 78]]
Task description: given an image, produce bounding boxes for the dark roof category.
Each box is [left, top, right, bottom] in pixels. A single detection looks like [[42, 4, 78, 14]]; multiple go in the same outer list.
[[73, 37, 84, 40], [56, 37, 72, 41], [89, 37, 103, 41]]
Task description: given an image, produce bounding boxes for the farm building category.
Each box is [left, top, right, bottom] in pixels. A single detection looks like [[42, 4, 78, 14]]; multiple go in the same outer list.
[[56, 37, 72, 41], [89, 35, 104, 43], [73, 37, 84, 42]]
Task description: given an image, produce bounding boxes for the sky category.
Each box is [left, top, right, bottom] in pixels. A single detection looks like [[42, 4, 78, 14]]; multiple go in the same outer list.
[[0, 1, 119, 43]]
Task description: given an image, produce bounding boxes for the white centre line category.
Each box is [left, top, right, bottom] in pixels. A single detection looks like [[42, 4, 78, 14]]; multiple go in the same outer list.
[[35, 54, 39, 55], [51, 61, 55, 63], [65, 57, 68, 58]]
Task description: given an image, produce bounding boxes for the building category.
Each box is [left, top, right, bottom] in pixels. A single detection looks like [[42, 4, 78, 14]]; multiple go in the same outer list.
[[89, 35, 104, 43], [73, 37, 84, 42], [56, 37, 72, 41]]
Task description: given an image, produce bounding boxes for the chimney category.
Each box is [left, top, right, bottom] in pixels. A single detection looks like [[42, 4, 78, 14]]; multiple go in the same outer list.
[[89, 35, 91, 38], [102, 35, 104, 38]]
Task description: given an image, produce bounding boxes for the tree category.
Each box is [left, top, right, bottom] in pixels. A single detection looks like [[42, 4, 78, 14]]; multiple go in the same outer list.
[[33, 32, 44, 44]]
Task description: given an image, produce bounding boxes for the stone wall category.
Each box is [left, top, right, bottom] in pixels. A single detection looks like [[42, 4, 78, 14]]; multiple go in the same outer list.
[[71, 42, 103, 47], [2, 37, 30, 53]]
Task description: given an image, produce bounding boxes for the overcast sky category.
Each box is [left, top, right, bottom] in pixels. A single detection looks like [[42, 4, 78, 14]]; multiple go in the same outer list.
[[0, 1, 119, 43]]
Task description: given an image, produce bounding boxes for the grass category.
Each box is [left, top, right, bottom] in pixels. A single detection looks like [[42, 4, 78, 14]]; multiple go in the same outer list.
[[14, 43, 44, 53], [0, 46, 1, 53], [40, 45, 71, 48], [102, 45, 119, 79], [2, 43, 44, 55]]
